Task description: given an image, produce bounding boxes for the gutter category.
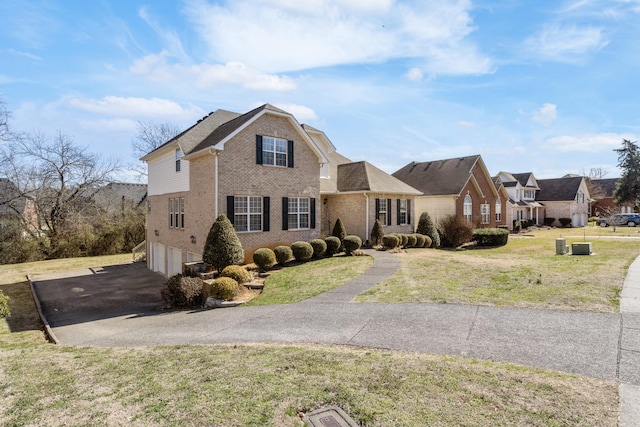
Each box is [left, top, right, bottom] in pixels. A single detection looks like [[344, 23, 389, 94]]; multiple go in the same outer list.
[[209, 148, 220, 217]]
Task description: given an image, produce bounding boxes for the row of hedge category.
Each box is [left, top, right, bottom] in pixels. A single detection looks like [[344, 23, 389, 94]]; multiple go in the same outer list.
[[381, 233, 432, 250]]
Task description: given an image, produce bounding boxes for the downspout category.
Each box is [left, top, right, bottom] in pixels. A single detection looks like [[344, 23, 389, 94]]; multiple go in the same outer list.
[[208, 148, 220, 217]]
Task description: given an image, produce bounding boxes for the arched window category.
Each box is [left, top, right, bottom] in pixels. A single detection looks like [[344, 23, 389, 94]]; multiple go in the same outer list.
[[495, 197, 502, 222], [463, 194, 472, 222]]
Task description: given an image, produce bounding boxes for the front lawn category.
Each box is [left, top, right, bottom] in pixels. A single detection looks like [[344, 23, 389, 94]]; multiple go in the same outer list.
[[356, 227, 639, 311]]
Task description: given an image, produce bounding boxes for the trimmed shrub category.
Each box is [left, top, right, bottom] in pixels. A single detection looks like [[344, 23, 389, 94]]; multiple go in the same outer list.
[[274, 245, 293, 265], [406, 234, 417, 248], [161, 274, 204, 309], [416, 212, 440, 248], [208, 277, 239, 300], [414, 234, 426, 248], [513, 220, 522, 233], [310, 239, 327, 258], [221, 265, 251, 284], [253, 248, 276, 271], [370, 219, 384, 247], [438, 215, 474, 248], [398, 234, 408, 248], [423, 235, 432, 249], [325, 236, 341, 256], [332, 218, 347, 242], [382, 234, 400, 249], [559, 218, 572, 227], [202, 215, 244, 273], [291, 241, 314, 261], [0, 290, 9, 318], [473, 228, 509, 247], [343, 235, 362, 255]]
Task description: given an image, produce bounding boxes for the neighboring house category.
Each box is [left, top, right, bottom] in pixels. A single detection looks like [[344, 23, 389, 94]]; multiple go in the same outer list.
[[92, 182, 147, 214], [142, 104, 329, 276], [0, 178, 38, 235], [491, 178, 510, 229], [494, 172, 544, 228], [392, 155, 501, 227], [536, 176, 591, 227], [589, 178, 634, 216]]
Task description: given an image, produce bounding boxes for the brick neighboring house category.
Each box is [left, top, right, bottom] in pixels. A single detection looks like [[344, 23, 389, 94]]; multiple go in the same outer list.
[[0, 178, 38, 235], [141, 104, 329, 276], [536, 176, 591, 227], [494, 171, 544, 228], [589, 178, 634, 216], [392, 155, 501, 227]]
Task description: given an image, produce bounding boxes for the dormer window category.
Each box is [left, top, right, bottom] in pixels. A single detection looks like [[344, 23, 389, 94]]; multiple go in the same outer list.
[[175, 148, 182, 172]]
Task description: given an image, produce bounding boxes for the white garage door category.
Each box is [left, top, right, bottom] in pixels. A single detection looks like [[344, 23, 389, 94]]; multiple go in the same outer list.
[[167, 247, 183, 277], [151, 242, 165, 275]]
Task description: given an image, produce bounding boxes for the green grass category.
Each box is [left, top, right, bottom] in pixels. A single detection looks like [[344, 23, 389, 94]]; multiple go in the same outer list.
[[356, 227, 640, 311], [247, 255, 373, 305]]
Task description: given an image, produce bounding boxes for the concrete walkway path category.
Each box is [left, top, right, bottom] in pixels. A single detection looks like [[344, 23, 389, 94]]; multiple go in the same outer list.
[[30, 249, 640, 426]]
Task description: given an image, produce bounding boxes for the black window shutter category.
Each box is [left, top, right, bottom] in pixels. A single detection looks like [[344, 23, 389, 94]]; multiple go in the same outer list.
[[387, 198, 392, 226], [397, 199, 401, 225], [287, 140, 294, 168], [263, 197, 270, 232], [310, 198, 316, 229], [407, 199, 411, 224], [256, 135, 263, 165], [282, 197, 289, 230], [227, 196, 235, 223], [375, 198, 380, 220]]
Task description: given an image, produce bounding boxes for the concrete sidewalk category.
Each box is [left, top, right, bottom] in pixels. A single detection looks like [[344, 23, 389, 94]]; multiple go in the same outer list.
[[30, 249, 640, 426]]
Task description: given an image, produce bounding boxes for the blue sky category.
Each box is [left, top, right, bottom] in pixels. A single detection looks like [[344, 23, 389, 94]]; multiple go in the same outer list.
[[1, 0, 639, 181]]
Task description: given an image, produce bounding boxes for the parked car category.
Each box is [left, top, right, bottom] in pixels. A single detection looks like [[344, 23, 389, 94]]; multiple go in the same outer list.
[[597, 213, 640, 227]]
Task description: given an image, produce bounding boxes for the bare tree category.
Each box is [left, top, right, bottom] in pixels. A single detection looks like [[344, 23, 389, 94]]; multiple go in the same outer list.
[[130, 121, 181, 177], [0, 96, 9, 142], [1, 130, 121, 256]]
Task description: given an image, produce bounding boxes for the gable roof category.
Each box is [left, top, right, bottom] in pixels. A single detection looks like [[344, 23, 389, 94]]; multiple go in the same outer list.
[[511, 172, 539, 189], [336, 161, 422, 195], [590, 178, 619, 198], [393, 155, 490, 197], [536, 176, 586, 201]]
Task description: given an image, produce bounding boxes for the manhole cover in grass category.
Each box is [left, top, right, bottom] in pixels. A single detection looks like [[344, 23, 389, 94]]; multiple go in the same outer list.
[[303, 405, 359, 427]]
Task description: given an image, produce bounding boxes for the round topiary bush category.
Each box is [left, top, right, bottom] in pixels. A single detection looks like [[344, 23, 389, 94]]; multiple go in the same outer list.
[[325, 236, 341, 256], [310, 238, 327, 258], [343, 235, 362, 255], [406, 234, 417, 248], [382, 234, 399, 249], [274, 245, 293, 265], [423, 235, 432, 248], [161, 274, 204, 309], [253, 248, 276, 271], [399, 234, 409, 248], [414, 234, 426, 248], [291, 241, 314, 261], [221, 265, 251, 284], [208, 277, 239, 300]]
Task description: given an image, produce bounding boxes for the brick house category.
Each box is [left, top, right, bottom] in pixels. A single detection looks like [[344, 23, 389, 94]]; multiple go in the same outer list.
[[494, 171, 544, 228], [589, 178, 634, 216], [141, 104, 328, 276], [392, 155, 501, 227], [536, 176, 591, 227]]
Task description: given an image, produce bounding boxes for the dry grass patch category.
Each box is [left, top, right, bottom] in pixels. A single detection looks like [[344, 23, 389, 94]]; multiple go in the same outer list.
[[357, 228, 639, 311]]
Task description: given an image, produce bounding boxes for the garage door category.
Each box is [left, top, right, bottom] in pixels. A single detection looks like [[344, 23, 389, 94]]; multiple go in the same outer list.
[[167, 247, 183, 277], [151, 243, 165, 275]]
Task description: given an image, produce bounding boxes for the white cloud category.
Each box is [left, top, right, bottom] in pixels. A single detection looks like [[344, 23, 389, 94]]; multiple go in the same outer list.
[[68, 96, 204, 120], [531, 103, 557, 126], [182, 0, 493, 75], [524, 24, 608, 62], [543, 132, 638, 152], [128, 51, 296, 91], [457, 120, 475, 128], [405, 67, 423, 82], [274, 103, 318, 121], [7, 48, 43, 61]]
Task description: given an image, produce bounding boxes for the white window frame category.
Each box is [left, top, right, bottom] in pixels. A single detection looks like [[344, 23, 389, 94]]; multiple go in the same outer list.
[[262, 136, 287, 167], [399, 199, 408, 225], [523, 189, 535, 200], [377, 198, 388, 225], [495, 198, 502, 222], [169, 197, 184, 229], [463, 195, 473, 222], [234, 196, 263, 233], [288, 197, 310, 230], [481, 203, 490, 224]]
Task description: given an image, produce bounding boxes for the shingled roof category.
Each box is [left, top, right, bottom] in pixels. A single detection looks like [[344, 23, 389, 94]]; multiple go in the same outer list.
[[536, 176, 585, 201], [590, 178, 619, 198], [336, 161, 421, 195], [392, 155, 482, 196]]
